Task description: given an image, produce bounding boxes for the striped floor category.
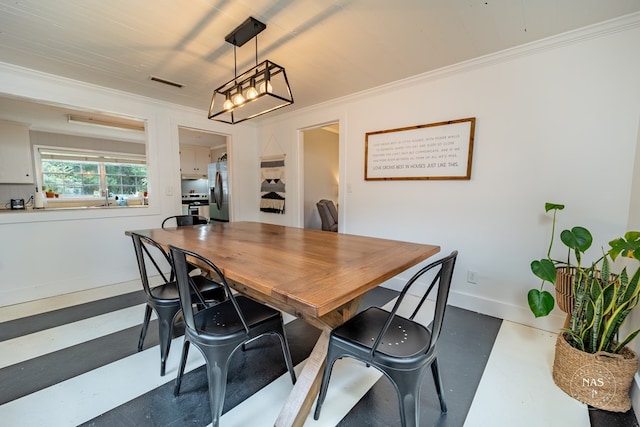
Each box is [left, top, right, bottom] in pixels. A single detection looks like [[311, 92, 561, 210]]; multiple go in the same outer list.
[[0, 282, 636, 426]]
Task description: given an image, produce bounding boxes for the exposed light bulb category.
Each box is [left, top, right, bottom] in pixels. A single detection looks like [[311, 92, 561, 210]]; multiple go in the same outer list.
[[223, 98, 234, 110], [232, 92, 245, 106], [245, 85, 258, 100]]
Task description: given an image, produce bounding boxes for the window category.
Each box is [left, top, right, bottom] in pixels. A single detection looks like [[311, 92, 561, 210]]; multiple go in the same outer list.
[[105, 163, 147, 196], [37, 146, 147, 207], [42, 159, 101, 196]]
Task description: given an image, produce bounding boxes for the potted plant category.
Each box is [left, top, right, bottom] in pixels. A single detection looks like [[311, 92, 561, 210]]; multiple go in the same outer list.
[[528, 202, 640, 411], [43, 186, 55, 198], [528, 202, 592, 318]]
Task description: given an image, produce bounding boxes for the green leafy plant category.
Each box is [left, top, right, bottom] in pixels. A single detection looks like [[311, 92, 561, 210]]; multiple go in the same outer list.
[[528, 202, 640, 354], [528, 202, 592, 317], [564, 233, 640, 354]]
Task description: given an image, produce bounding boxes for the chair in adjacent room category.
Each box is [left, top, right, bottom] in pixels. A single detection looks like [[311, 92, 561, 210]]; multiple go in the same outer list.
[[169, 245, 297, 427], [162, 214, 209, 275], [161, 214, 209, 228], [316, 199, 338, 232], [130, 232, 225, 376], [314, 250, 458, 427]]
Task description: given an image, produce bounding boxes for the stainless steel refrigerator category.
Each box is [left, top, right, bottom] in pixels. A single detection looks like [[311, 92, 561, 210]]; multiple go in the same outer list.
[[208, 162, 229, 222]]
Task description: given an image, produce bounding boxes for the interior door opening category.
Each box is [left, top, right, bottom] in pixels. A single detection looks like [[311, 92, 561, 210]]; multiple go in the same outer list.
[[178, 127, 229, 222], [302, 123, 339, 230]]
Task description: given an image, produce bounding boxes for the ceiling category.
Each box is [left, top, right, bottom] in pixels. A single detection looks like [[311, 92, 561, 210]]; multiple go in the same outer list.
[[1, 0, 640, 122]]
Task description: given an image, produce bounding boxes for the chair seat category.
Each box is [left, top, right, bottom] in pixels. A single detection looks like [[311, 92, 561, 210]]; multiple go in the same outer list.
[[191, 275, 226, 301], [333, 307, 431, 359], [193, 295, 281, 337], [148, 282, 179, 301], [148, 276, 225, 303]]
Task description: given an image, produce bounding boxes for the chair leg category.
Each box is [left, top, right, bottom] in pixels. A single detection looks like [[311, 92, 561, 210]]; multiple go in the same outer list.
[[201, 348, 232, 427], [241, 335, 260, 351], [156, 306, 178, 376], [174, 340, 190, 396], [137, 305, 152, 352], [388, 369, 424, 427], [274, 330, 297, 384], [430, 358, 447, 413], [313, 356, 337, 420]]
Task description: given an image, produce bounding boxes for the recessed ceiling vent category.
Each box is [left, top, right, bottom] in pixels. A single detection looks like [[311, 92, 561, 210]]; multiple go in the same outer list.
[[149, 76, 184, 88]]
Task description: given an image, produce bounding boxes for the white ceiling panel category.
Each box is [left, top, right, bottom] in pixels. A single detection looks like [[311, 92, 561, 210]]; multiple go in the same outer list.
[[0, 0, 638, 120]]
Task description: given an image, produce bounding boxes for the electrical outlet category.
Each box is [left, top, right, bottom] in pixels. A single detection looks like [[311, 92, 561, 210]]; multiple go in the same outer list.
[[467, 270, 478, 284]]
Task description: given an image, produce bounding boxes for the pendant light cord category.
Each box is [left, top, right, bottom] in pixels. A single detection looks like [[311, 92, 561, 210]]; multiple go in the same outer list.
[[233, 45, 237, 81]]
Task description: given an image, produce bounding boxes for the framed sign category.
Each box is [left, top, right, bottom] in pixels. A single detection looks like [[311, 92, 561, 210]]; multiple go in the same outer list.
[[365, 117, 476, 180]]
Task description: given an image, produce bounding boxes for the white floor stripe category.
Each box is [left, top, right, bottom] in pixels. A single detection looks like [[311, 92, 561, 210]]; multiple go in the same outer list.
[[0, 281, 141, 322], [0, 304, 149, 369], [463, 321, 589, 427]]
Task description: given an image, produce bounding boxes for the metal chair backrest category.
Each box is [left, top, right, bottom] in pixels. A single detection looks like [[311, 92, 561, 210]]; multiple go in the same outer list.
[[161, 215, 208, 228], [131, 232, 173, 296], [169, 245, 250, 335], [369, 250, 458, 358]]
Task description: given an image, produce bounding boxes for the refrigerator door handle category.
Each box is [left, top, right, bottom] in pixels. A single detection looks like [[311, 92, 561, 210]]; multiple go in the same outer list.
[[214, 171, 223, 210]]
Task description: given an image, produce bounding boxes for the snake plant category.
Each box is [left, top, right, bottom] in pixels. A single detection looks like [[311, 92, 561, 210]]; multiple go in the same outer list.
[[563, 233, 640, 354]]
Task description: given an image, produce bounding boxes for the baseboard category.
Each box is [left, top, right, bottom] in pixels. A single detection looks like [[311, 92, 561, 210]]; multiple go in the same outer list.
[[0, 279, 141, 322], [380, 279, 566, 333], [632, 374, 640, 423]]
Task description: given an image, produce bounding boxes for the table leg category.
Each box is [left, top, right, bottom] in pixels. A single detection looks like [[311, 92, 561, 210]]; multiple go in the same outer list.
[[275, 330, 329, 427], [274, 295, 364, 427]]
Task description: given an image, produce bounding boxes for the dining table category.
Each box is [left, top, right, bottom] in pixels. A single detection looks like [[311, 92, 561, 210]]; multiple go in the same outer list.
[[126, 221, 440, 426]]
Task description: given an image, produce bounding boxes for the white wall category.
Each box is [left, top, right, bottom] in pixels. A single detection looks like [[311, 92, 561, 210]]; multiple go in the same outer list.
[[0, 63, 259, 306], [257, 16, 640, 332]]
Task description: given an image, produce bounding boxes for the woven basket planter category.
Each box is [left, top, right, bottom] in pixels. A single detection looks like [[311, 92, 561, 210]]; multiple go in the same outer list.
[[555, 267, 575, 314], [552, 333, 638, 412]]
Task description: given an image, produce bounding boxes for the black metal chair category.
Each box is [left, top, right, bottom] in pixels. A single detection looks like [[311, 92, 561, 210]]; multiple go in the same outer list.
[[169, 245, 297, 427], [314, 250, 458, 427], [130, 232, 225, 376], [162, 214, 209, 275], [161, 215, 208, 228]]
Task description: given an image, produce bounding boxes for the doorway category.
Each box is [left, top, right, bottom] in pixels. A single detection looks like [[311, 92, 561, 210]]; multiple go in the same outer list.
[[302, 123, 339, 230], [178, 127, 229, 221]]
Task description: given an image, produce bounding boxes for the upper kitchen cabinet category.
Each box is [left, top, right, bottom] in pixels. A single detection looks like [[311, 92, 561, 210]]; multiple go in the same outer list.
[[0, 121, 33, 184], [180, 144, 210, 178]]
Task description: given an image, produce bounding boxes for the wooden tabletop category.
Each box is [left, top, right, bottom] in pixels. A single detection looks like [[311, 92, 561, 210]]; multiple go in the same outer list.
[[127, 221, 440, 426], [130, 221, 440, 320]]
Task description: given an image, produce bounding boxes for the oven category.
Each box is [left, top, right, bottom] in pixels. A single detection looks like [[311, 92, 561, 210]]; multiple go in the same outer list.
[[181, 193, 209, 219]]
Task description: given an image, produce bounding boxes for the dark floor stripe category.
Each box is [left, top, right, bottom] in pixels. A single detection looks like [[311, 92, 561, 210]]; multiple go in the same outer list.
[[0, 319, 162, 405], [0, 290, 147, 342]]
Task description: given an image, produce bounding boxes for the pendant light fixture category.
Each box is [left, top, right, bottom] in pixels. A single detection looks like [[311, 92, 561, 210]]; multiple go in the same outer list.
[[208, 17, 294, 125]]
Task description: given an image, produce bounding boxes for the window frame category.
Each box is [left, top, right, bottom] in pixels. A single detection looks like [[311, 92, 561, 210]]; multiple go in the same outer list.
[[34, 145, 148, 209]]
